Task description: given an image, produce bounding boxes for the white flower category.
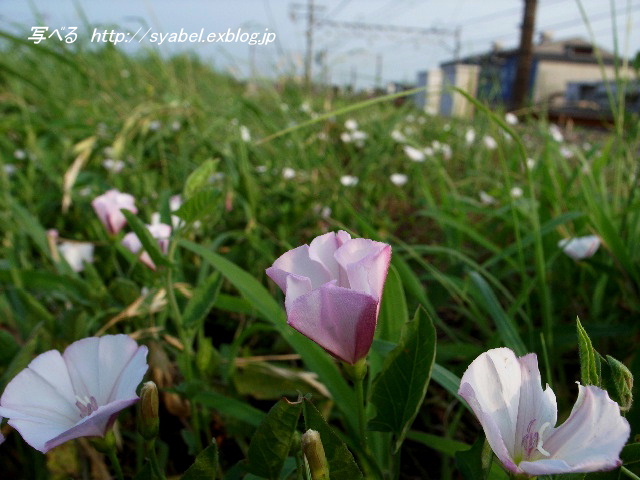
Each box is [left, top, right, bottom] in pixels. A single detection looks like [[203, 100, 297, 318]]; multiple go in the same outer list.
[[282, 167, 296, 179], [102, 159, 125, 173], [510, 186, 524, 198], [340, 175, 359, 187], [483, 135, 498, 150], [549, 124, 564, 142], [505, 112, 519, 125], [148, 120, 162, 132], [465, 128, 476, 145], [558, 235, 601, 260], [391, 130, 406, 143], [526, 158, 536, 170], [240, 125, 251, 142], [256, 165, 268, 174], [390, 173, 408, 186], [3, 164, 17, 175], [479, 191, 497, 205], [459, 348, 629, 475], [14, 149, 27, 160], [344, 119, 359, 131], [560, 146, 574, 158], [0, 335, 148, 453], [58, 242, 95, 272], [403, 145, 425, 162]]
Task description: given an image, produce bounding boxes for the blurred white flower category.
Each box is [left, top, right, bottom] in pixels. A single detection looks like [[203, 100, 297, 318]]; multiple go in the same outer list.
[[510, 186, 524, 198], [148, 120, 162, 132], [300, 101, 312, 113], [102, 159, 125, 173], [526, 158, 536, 170], [341, 130, 367, 147], [403, 145, 425, 162], [465, 128, 476, 145], [479, 191, 497, 205], [282, 167, 296, 179], [440, 144, 453, 160], [390, 173, 408, 186], [3, 164, 17, 175], [58, 242, 95, 272], [483, 135, 498, 150], [549, 124, 564, 142], [505, 112, 519, 125], [558, 235, 601, 260], [340, 175, 359, 187], [240, 125, 251, 142], [171, 121, 181, 131], [560, 146, 574, 158], [391, 129, 406, 143], [256, 165, 268, 173], [122, 223, 171, 270], [423, 146, 435, 157], [344, 119, 359, 131], [14, 149, 27, 160]]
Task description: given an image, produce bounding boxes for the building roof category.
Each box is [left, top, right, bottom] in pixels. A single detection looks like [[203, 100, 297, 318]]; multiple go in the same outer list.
[[442, 36, 621, 67]]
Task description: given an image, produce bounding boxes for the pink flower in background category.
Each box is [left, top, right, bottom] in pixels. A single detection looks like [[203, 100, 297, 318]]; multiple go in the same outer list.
[[266, 231, 391, 364], [0, 335, 148, 453], [122, 223, 171, 270], [558, 235, 601, 260], [92, 189, 137, 234], [459, 348, 629, 476]]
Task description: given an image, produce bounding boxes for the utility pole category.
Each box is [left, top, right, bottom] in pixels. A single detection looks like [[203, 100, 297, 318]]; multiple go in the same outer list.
[[290, 0, 325, 87], [512, 0, 538, 110]]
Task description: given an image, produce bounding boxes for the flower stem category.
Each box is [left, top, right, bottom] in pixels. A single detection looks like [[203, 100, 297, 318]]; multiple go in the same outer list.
[[622, 466, 640, 480], [147, 440, 166, 480], [105, 444, 125, 480], [344, 360, 368, 450]]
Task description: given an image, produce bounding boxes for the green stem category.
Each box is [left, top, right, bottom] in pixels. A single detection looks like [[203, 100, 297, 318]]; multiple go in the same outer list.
[[105, 444, 125, 480], [622, 466, 640, 480], [147, 440, 166, 480], [354, 374, 367, 449]]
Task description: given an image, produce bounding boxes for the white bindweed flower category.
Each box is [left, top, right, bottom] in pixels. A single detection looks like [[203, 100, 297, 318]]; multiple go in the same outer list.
[[403, 145, 425, 162], [340, 175, 359, 187], [390, 173, 408, 186], [0, 335, 148, 453], [558, 235, 601, 260], [526, 158, 536, 170], [14, 149, 27, 160], [459, 348, 629, 475], [58, 242, 95, 272]]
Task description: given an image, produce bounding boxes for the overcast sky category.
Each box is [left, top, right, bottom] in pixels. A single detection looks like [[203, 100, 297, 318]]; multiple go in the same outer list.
[[3, 0, 639, 88]]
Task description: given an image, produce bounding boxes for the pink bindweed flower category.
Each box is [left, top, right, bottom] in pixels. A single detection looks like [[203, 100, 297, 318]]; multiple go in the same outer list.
[[92, 189, 138, 234], [122, 223, 171, 270], [0, 335, 148, 453], [58, 241, 95, 272], [459, 348, 629, 476], [266, 231, 391, 364]]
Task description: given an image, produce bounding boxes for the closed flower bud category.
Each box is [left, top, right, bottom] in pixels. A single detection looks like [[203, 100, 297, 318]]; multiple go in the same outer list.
[[604, 355, 634, 412], [301, 429, 329, 480], [138, 381, 159, 440]]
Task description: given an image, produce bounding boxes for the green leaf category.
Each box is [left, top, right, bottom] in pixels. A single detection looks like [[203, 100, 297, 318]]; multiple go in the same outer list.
[[405, 431, 469, 457], [622, 443, 640, 464], [184, 158, 220, 198], [576, 317, 602, 386], [181, 441, 219, 480], [455, 437, 497, 480], [376, 264, 408, 344], [302, 398, 363, 480], [178, 239, 357, 432], [183, 272, 222, 330], [431, 363, 464, 404], [174, 187, 223, 223], [246, 397, 303, 479], [468, 271, 526, 356], [192, 390, 266, 427], [122, 210, 172, 268], [602, 355, 633, 412], [368, 307, 436, 452]]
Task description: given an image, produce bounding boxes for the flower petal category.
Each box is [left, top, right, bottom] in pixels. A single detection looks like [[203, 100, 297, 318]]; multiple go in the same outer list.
[[334, 238, 391, 300], [266, 244, 332, 291], [43, 398, 139, 452], [286, 283, 378, 364], [308, 231, 348, 282], [523, 384, 629, 474]]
